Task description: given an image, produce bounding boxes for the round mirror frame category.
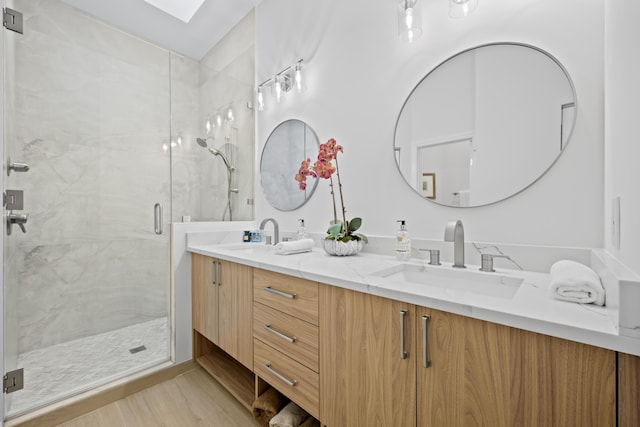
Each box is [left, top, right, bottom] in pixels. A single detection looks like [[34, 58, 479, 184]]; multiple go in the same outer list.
[[260, 119, 320, 211], [393, 42, 577, 208]]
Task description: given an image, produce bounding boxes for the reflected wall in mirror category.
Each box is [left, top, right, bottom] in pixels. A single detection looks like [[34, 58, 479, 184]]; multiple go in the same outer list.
[[260, 119, 320, 211], [394, 43, 576, 207]]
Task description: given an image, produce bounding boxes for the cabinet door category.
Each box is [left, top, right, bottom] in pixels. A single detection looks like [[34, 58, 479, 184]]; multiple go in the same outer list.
[[218, 260, 254, 369], [417, 307, 616, 427], [320, 285, 416, 427], [618, 352, 640, 427], [191, 253, 218, 344]]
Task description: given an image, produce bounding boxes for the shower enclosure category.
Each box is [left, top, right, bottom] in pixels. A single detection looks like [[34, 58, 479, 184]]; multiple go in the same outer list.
[[2, 0, 172, 418], [2, 0, 255, 418]]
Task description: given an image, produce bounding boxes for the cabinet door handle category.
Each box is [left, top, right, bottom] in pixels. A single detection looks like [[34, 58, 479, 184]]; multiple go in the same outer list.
[[422, 314, 432, 368], [264, 363, 298, 387], [264, 324, 297, 343], [400, 309, 409, 360], [264, 286, 297, 299], [216, 261, 221, 286], [211, 260, 217, 285]]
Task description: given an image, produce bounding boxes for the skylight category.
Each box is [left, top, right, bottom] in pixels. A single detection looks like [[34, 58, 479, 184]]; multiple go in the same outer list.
[[143, 0, 206, 23]]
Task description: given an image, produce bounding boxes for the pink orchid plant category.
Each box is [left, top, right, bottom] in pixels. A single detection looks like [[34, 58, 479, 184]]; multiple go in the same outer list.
[[295, 138, 367, 243]]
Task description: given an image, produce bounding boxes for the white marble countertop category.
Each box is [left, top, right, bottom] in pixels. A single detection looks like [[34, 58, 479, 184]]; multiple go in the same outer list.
[[187, 240, 640, 356]]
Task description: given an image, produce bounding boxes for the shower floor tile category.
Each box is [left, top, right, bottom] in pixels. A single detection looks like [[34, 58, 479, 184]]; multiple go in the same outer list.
[[8, 317, 169, 416]]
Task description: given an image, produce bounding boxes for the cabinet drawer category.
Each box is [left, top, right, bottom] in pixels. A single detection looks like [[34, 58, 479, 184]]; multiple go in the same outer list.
[[254, 339, 319, 419], [254, 269, 318, 325], [254, 302, 319, 372]]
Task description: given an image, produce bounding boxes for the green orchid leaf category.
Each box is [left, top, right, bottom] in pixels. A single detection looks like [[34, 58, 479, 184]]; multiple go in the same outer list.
[[353, 233, 368, 244], [327, 222, 343, 236], [347, 217, 362, 233]]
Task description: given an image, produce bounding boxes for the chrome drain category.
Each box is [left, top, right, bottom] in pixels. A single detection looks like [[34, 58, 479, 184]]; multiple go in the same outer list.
[[129, 345, 147, 354]]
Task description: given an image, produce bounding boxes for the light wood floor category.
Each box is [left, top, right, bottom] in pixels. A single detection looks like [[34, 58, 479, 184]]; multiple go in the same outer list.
[[58, 367, 259, 427]]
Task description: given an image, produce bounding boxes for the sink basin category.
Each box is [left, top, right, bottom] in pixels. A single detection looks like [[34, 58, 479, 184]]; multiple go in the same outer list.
[[371, 263, 524, 299]]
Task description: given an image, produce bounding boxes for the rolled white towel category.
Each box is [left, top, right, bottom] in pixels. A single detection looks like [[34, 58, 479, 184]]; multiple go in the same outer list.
[[274, 238, 314, 255], [269, 402, 309, 427], [550, 260, 605, 306]]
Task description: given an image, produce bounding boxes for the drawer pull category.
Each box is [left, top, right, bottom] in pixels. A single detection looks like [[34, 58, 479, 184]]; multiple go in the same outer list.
[[264, 324, 297, 343], [264, 286, 297, 299], [265, 363, 298, 387]]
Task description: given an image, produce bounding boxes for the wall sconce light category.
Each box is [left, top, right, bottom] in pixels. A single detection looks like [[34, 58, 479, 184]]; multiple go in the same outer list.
[[256, 86, 265, 111], [256, 59, 304, 112], [398, 0, 422, 43], [449, 0, 478, 18]]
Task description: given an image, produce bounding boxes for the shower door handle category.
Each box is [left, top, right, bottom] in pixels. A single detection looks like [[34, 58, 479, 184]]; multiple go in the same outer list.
[[154, 203, 163, 235]]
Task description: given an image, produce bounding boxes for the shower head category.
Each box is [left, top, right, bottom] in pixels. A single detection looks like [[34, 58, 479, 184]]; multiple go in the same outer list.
[[196, 137, 210, 148]]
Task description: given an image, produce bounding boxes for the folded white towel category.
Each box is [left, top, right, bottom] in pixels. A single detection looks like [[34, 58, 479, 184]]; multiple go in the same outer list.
[[550, 260, 605, 306], [274, 238, 314, 255], [269, 402, 309, 427]]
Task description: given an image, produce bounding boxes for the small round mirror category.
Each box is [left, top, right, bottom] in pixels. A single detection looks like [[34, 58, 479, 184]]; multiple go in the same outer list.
[[260, 119, 320, 211], [394, 43, 576, 207]]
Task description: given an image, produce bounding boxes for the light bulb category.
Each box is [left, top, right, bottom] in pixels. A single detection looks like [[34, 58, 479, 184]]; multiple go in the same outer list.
[[275, 75, 283, 102], [205, 118, 211, 133], [226, 107, 234, 122], [294, 63, 303, 93], [216, 114, 222, 127], [257, 87, 265, 111], [450, 0, 477, 18], [399, 0, 421, 42], [177, 135, 182, 146], [405, 7, 414, 30], [162, 143, 169, 152]]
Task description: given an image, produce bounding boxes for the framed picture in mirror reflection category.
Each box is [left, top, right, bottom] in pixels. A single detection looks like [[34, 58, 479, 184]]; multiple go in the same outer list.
[[421, 173, 436, 199]]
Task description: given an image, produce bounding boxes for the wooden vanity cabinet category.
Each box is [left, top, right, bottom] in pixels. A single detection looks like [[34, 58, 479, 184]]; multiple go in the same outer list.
[[191, 253, 255, 410], [320, 284, 417, 427], [192, 253, 253, 369], [417, 307, 616, 427], [192, 252, 219, 344], [253, 269, 321, 419]]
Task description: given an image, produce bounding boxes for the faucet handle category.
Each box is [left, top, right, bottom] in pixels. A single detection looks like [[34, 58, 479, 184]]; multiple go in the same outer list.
[[419, 249, 441, 266], [479, 254, 511, 272]]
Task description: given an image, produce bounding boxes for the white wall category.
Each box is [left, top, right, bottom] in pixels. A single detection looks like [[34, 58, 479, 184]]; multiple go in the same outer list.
[[604, 1, 640, 276], [255, 0, 604, 249]]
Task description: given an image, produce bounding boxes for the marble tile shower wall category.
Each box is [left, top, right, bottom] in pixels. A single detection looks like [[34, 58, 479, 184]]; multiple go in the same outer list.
[[11, 0, 171, 352], [171, 10, 255, 222], [197, 10, 255, 222]]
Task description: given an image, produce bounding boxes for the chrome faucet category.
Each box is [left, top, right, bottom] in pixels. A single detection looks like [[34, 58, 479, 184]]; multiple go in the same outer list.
[[259, 218, 279, 245], [444, 220, 466, 268]]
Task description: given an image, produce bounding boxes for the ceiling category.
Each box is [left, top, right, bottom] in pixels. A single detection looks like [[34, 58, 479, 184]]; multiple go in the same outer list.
[[61, 0, 261, 60]]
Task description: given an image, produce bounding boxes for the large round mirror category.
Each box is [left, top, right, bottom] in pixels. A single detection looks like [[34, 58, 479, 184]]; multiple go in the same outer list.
[[394, 43, 576, 207], [260, 119, 320, 211]]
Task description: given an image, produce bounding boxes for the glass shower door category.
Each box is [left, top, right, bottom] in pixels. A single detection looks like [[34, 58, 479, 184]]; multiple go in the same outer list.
[[3, 0, 172, 418]]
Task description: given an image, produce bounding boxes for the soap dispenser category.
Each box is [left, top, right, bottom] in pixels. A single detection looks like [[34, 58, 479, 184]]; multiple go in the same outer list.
[[395, 220, 411, 261], [296, 218, 308, 240]]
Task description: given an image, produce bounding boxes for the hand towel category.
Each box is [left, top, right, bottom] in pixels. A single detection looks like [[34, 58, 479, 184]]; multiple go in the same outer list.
[[252, 388, 286, 427], [274, 238, 314, 255], [550, 260, 605, 306], [268, 402, 309, 427]]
